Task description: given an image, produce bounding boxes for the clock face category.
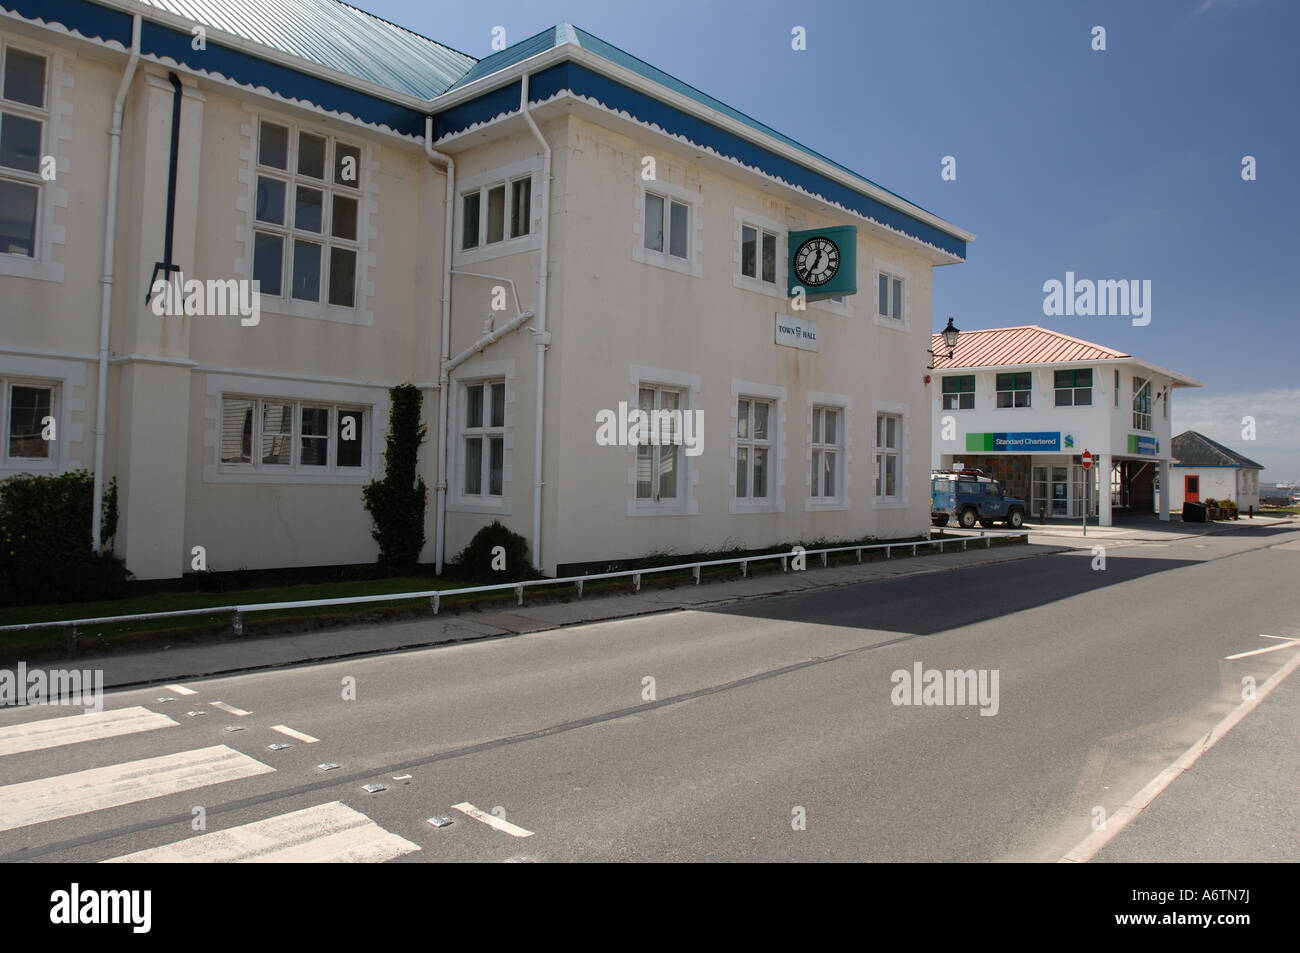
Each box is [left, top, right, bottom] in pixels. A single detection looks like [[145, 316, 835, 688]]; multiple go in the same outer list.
[[793, 237, 840, 287]]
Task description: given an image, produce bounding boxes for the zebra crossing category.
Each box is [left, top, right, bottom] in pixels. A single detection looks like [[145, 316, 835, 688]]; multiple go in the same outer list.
[[0, 703, 420, 862]]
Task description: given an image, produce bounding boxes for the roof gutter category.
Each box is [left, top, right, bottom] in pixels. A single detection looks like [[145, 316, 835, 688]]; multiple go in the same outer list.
[[91, 12, 141, 553]]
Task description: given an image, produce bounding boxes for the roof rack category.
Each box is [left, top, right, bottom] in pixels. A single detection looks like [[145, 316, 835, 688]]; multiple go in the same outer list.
[[932, 467, 987, 477]]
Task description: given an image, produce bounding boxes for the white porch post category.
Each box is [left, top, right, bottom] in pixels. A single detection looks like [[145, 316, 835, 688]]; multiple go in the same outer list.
[[1098, 453, 1113, 526], [1158, 459, 1171, 521]]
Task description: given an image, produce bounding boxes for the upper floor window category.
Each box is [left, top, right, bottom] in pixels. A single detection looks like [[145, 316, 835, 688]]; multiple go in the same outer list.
[[740, 224, 778, 284], [735, 397, 773, 499], [0, 44, 47, 259], [253, 120, 361, 308], [996, 372, 1032, 408], [810, 405, 842, 500], [644, 191, 689, 260], [877, 271, 903, 321], [1133, 376, 1152, 431], [221, 395, 367, 471], [462, 177, 531, 250], [2, 379, 55, 468], [1113, 368, 1119, 407], [462, 379, 505, 497], [942, 375, 975, 410], [1054, 369, 1092, 406]]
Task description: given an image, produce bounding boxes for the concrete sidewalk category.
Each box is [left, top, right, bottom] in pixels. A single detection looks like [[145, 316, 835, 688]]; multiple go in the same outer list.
[[6, 538, 1054, 689], [951, 513, 1294, 548]]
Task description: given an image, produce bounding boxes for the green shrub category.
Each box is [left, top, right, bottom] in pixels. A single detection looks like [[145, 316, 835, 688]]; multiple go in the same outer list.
[[452, 520, 535, 581], [0, 470, 130, 606], [362, 383, 428, 571]]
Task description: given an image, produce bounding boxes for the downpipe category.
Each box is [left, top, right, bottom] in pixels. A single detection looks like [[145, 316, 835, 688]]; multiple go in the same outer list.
[[424, 117, 455, 574], [520, 73, 551, 572]]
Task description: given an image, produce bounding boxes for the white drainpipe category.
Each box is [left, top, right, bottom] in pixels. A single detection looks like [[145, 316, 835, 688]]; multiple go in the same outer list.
[[424, 117, 455, 574], [520, 74, 552, 572], [91, 13, 142, 553]]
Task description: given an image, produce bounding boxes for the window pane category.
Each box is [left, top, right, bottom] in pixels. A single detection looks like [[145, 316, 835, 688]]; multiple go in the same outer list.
[[812, 407, 822, 443], [669, 201, 688, 258], [8, 385, 50, 458], [0, 179, 37, 256], [510, 177, 531, 238], [253, 232, 283, 295], [887, 416, 897, 448], [464, 437, 482, 494], [741, 225, 756, 278], [996, 374, 1011, 390], [823, 450, 836, 497], [878, 273, 888, 316], [1015, 390, 1031, 408], [486, 185, 505, 243], [960, 393, 974, 410], [259, 121, 288, 169], [295, 186, 322, 232], [334, 143, 361, 186], [753, 401, 769, 441], [762, 232, 776, 283], [1077, 369, 1093, 386], [658, 445, 678, 498], [1055, 370, 1073, 389], [997, 391, 1012, 409], [291, 240, 321, 301], [331, 195, 357, 240], [644, 193, 664, 252], [490, 381, 505, 428], [636, 444, 653, 499], [1076, 388, 1092, 406], [886, 455, 897, 496], [0, 113, 41, 172], [465, 384, 483, 428], [297, 132, 326, 179], [299, 406, 329, 466], [261, 401, 292, 465], [892, 278, 902, 319], [737, 399, 750, 439], [1055, 389, 1072, 407], [489, 437, 504, 495], [255, 176, 285, 224], [824, 409, 837, 445], [336, 410, 363, 467], [3, 49, 45, 107], [221, 397, 253, 464], [462, 192, 480, 249], [811, 449, 821, 496], [753, 447, 768, 497], [328, 247, 356, 307], [736, 446, 748, 497]]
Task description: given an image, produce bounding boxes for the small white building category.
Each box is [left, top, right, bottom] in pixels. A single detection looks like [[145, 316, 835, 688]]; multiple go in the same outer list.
[[929, 326, 1201, 525], [1168, 431, 1263, 512]]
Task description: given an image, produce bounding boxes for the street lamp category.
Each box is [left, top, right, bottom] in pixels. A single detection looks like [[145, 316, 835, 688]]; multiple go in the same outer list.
[[928, 317, 960, 369]]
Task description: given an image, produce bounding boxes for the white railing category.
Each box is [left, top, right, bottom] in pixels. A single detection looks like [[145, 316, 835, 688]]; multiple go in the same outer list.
[[0, 533, 1025, 648]]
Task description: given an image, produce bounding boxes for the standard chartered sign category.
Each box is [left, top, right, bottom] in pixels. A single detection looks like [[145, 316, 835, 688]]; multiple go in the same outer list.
[[966, 432, 1063, 452]]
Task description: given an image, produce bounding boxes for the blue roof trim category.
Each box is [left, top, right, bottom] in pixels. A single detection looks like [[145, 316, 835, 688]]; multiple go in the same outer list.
[[1, 0, 132, 46], [432, 79, 521, 140], [526, 62, 966, 259], [450, 25, 558, 90]]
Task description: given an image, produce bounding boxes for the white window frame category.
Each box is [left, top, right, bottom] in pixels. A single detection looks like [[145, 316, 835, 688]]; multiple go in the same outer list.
[[217, 395, 369, 476], [805, 390, 852, 512], [868, 397, 909, 509], [628, 364, 700, 516], [458, 377, 506, 500], [736, 212, 782, 290], [453, 157, 542, 266], [1053, 367, 1093, 407], [633, 176, 702, 278], [447, 357, 514, 514], [1133, 376, 1153, 432], [730, 379, 786, 514], [873, 259, 910, 331], [873, 411, 903, 504], [0, 377, 58, 472], [996, 371, 1033, 409], [941, 374, 975, 411]]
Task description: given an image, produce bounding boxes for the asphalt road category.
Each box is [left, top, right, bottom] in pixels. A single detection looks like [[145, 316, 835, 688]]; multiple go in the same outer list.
[[2, 523, 1298, 862]]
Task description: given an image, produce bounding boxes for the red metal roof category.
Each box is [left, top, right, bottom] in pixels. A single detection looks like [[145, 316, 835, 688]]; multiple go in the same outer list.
[[929, 325, 1130, 369]]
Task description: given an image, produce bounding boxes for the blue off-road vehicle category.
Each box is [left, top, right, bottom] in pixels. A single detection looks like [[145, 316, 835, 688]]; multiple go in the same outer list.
[[931, 470, 1027, 529]]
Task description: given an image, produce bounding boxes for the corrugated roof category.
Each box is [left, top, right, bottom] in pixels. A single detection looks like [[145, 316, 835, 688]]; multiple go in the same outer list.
[[135, 0, 476, 98], [1171, 431, 1264, 470], [929, 325, 1130, 369], [449, 24, 570, 90]]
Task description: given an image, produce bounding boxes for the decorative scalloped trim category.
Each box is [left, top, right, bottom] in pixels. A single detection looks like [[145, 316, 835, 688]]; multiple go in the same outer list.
[[0, 7, 132, 53], [433, 106, 521, 144]]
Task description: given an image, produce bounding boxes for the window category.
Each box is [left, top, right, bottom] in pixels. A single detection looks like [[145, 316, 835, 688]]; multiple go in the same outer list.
[[1054, 369, 1093, 406], [942, 375, 975, 410], [810, 405, 841, 499], [220, 396, 366, 471], [0, 44, 47, 258], [462, 176, 531, 250], [874, 413, 901, 499], [253, 120, 361, 307], [1133, 376, 1152, 431], [735, 398, 773, 499], [740, 224, 778, 284], [877, 271, 903, 320], [644, 191, 689, 259], [2, 379, 54, 465], [635, 385, 682, 501], [1114, 368, 1119, 407], [996, 372, 1032, 408], [462, 380, 505, 497]]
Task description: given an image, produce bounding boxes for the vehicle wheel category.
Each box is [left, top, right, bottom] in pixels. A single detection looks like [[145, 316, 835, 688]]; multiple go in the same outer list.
[[959, 507, 977, 529], [1007, 509, 1024, 528], [934, 514, 950, 527], [979, 518, 995, 528]]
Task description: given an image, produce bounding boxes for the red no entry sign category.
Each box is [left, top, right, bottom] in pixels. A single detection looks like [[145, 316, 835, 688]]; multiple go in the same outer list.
[[1082, 450, 1092, 469]]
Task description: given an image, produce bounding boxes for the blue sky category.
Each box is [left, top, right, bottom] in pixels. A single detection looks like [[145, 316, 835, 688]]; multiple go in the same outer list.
[[370, 0, 1298, 479]]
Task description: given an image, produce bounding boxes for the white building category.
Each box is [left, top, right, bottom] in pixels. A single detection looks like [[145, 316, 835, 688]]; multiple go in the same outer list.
[[0, 1, 973, 580], [929, 326, 1201, 525], [1169, 431, 1263, 513]]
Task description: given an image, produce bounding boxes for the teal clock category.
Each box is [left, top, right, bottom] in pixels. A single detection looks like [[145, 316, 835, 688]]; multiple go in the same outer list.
[[787, 226, 857, 301]]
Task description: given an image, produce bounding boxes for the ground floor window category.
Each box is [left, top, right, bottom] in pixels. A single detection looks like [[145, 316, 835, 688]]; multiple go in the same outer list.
[[2, 379, 55, 466], [221, 395, 367, 473]]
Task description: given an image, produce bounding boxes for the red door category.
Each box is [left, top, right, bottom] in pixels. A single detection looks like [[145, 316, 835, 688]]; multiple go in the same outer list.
[[1184, 475, 1200, 503]]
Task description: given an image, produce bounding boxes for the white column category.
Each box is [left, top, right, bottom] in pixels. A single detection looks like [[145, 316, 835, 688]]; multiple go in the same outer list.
[[1098, 453, 1113, 526], [1158, 459, 1170, 521]]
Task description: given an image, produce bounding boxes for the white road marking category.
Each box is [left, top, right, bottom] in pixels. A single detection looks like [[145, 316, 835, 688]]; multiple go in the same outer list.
[[1060, 647, 1300, 863], [269, 725, 318, 744], [0, 706, 176, 757], [209, 702, 251, 716], [164, 684, 197, 696], [1224, 634, 1300, 660], [452, 802, 534, 838], [0, 745, 273, 832], [104, 801, 419, 863]]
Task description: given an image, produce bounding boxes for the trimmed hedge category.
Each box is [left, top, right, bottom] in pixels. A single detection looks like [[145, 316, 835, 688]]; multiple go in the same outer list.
[[0, 470, 130, 607], [452, 520, 536, 581]]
